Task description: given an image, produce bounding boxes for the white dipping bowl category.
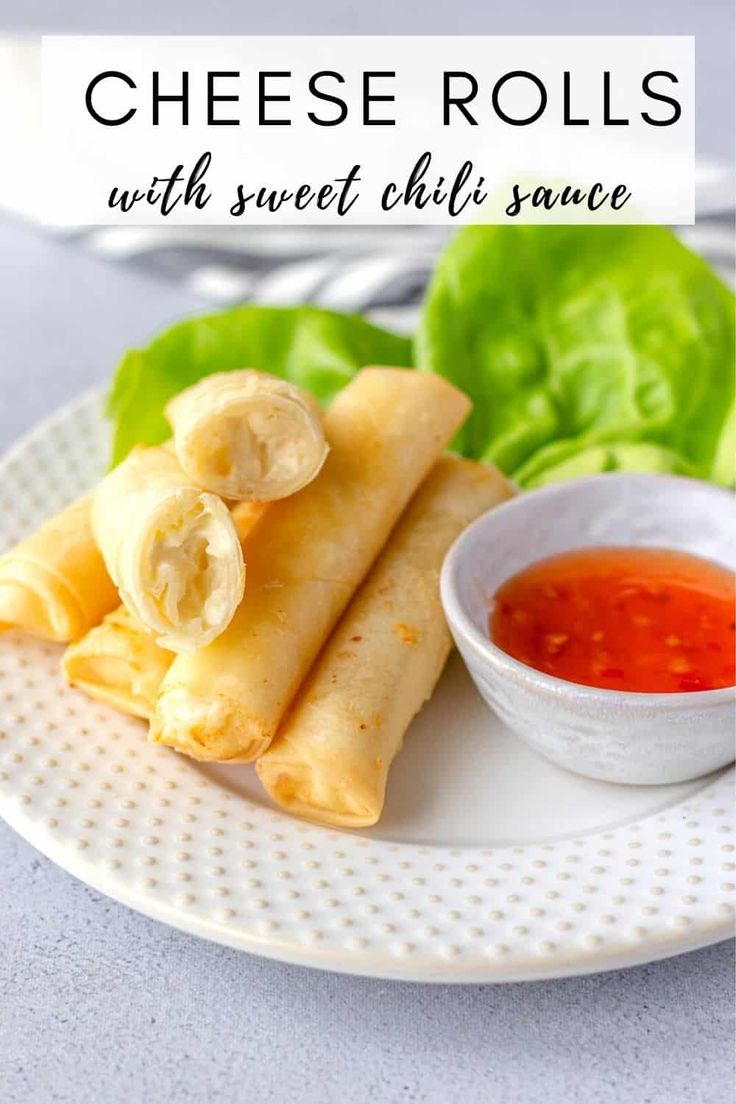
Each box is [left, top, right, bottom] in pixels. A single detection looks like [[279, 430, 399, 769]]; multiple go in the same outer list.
[[441, 473, 736, 785]]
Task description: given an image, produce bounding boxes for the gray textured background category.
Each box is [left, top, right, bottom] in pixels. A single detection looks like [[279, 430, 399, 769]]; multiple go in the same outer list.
[[1, 3, 735, 1102]]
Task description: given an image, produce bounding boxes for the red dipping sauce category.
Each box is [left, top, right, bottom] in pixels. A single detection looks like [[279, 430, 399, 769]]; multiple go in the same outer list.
[[490, 547, 735, 693]]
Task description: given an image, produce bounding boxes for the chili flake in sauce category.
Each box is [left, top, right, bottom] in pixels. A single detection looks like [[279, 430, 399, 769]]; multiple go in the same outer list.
[[490, 547, 735, 693]]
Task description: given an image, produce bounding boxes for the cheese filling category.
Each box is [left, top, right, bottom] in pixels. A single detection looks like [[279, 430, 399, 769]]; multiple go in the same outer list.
[[185, 395, 327, 500], [122, 492, 244, 652]]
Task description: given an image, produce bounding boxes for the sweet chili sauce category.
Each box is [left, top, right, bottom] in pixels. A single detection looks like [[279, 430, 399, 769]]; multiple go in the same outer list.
[[490, 547, 735, 693]]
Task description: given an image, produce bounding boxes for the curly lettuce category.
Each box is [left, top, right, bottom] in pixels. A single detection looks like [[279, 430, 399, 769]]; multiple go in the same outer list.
[[107, 227, 734, 489], [415, 225, 735, 487], [107, 305, 412, 466]]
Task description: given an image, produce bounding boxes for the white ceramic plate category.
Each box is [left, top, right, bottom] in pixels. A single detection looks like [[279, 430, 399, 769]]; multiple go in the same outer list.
[[0, 391, 733, 982]]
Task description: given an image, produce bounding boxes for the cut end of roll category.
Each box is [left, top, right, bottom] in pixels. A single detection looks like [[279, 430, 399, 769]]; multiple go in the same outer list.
[[61, 606, 174, 719], [256, 755, 382, 829], [0, 575, 82, 642], [149, 687, 271, 762], [62, 664, 153, 720], [166, 370, 328, 502], [123, 490, 245, 653]]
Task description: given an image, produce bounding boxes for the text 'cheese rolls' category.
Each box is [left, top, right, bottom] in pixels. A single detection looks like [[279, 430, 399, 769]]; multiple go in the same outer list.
[[0, 494, 119, 642], [257, 457, 513, 827], [150, 368, 471, 763], [92, 445, 245, 653], [166, 370, 328, 502]]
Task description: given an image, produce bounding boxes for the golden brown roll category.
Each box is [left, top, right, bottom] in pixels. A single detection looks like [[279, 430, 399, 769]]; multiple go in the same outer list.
[[0, 494, 118, 642], [257, 457, 512, 826], [229, 500, 269, 542], [150, 368, 471, 762], [62, 605, 174, 719]]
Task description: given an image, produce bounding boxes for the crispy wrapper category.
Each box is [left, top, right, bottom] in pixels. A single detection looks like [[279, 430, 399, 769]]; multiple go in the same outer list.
[[150, 368, 471, 762], [62, 605, 174, 719], [257, 457, 513, 826], [0, 494, 118, 642]]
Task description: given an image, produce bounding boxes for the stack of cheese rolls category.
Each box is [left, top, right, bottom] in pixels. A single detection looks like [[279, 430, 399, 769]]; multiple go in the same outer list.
[[0, 366, 511, 827]]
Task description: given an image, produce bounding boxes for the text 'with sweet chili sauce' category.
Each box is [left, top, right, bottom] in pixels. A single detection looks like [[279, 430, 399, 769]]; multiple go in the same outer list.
[[490, 547, 735, 693]]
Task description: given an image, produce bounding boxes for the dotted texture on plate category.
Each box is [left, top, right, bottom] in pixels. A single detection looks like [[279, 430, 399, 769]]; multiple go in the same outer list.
[[0, 391, 733, 982]]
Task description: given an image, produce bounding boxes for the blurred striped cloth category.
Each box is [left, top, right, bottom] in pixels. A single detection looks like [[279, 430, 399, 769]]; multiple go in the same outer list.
[[60, 211, 734, 333], [62, 225, 454, 330]]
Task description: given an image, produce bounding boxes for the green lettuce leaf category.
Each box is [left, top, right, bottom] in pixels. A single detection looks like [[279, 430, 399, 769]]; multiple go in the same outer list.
[[107, 305, 412, 465], [415, 225, 735, 487]]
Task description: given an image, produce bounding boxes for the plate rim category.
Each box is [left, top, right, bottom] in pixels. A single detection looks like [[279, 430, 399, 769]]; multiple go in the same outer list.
[[1, 788, 733, 983]]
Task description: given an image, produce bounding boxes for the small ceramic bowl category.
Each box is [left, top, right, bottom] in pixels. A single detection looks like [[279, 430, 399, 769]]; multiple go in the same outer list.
[[441, 473, 736, 785]]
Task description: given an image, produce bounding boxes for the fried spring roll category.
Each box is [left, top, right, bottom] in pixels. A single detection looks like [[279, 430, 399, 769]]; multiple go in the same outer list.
[[229, 500, 270, 543], [166, 370, 328, 502], [0, 494, 118, 642], [61, 501, 267, 719], [62, 605, 174, 719], [257, 458, 512, 826], [92, 445, 245, 653], [150, 368, 471, 763]]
